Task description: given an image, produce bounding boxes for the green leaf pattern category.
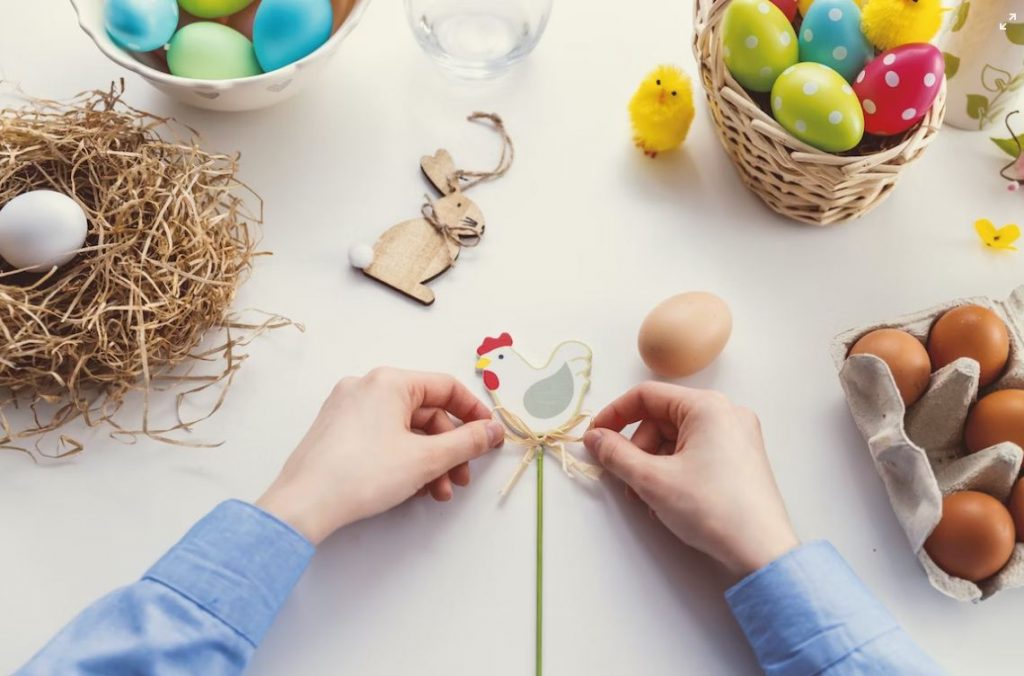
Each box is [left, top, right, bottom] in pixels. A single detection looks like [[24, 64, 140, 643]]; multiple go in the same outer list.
[[952, 2, 969, 32], [1007, 22, 1024, 46], [964, 67, 1024, 129], [967, 94, 989, 120], [943, 52, 960, 80], [982, 65, 1012, 92]]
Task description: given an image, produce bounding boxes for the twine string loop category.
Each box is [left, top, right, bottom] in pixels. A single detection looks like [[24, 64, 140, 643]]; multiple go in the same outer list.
[[420, 112, 514, 263]]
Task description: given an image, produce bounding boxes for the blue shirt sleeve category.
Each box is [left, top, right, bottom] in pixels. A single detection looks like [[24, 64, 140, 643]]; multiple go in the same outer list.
[[726, 541, 944, 676], [17, 500, 314, 676]]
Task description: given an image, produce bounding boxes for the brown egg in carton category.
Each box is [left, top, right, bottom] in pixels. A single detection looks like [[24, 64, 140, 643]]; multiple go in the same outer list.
[[830, 286, 1024, 602]]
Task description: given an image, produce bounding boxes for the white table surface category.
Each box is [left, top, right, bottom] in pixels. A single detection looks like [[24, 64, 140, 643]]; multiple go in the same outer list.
[[1, 1, 1021, 674]]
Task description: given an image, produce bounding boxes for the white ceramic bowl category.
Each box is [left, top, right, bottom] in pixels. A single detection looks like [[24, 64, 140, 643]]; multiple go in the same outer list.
[[71, 0, 371, 111]]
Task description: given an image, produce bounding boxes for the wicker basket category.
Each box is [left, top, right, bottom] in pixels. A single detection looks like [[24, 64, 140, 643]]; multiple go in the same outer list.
[[692, 0, 947, 226]]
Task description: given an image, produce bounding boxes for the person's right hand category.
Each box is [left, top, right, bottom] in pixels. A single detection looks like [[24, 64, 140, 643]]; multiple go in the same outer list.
[[256, 368, 505, 545], [583, 383, 799, 578]]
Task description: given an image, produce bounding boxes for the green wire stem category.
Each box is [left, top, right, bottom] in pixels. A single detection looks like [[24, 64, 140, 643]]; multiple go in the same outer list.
[[536, 446, 544, 676]]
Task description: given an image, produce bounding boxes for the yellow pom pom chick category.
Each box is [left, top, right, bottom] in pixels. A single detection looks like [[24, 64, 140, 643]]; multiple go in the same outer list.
[[861, 0, 945, 51], [629, 65, 695, 158]]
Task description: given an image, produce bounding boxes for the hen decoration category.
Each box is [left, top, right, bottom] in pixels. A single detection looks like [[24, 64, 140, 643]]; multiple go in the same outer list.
[[475, 333, 601, 676]]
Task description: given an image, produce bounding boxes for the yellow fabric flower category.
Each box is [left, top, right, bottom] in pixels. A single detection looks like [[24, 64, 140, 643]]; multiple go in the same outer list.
[[975, 218, 1020, 251]]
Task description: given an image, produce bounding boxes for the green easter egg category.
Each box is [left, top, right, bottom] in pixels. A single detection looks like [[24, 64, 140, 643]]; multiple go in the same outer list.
[[167, 22, 263, 80], [721, 0, 798, 93], [770, 62, 864, 152], [178, 0, 254, 19]]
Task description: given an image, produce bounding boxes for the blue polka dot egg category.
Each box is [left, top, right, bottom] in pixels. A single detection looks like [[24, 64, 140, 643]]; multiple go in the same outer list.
[[771, 62, 864, 152], [798, 0, 872, 83]]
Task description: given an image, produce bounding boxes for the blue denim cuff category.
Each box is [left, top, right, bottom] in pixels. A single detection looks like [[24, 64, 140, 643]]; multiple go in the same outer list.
[[725, 540, 899, 675], [144, 500, 315, 646]]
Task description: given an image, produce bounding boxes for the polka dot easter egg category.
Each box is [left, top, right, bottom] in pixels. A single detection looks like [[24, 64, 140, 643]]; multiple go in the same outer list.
[[772, 62, 864, 152], [722, 0, 799, 93], [798, 0, 872, 82], [853, 43, 944, 136]]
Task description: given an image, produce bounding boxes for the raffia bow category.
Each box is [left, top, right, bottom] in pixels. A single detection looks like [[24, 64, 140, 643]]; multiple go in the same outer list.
[[494, 406, 603, 497], [420, 194, 484, 257]]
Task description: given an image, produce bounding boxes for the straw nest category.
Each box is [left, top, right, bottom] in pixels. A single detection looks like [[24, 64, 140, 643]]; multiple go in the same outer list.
[[0, 83, 291, 458]]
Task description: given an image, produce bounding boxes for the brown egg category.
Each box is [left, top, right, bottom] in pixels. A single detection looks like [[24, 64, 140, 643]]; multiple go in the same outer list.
[[849, 329, 931, 406], [924, 491, 1016, 581], [1009, 479, 1024, 542], [965, 389, 1024, 453], [927, 305, 1010, 387], [638, 292, 732, 378]]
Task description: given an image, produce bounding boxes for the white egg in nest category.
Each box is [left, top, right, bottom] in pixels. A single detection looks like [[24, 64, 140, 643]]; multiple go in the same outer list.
[[0, 190, 89, 272]]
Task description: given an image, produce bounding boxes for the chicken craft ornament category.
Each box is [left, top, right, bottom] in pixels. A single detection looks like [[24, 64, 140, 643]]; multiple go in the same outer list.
[[476, 333, 602, 493], [349, 112, 514, 305], [475, 333, 602, 676]]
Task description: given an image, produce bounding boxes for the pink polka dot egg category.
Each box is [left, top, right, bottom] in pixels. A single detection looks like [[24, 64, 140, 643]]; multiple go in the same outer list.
[[852, 43, 944, 136]]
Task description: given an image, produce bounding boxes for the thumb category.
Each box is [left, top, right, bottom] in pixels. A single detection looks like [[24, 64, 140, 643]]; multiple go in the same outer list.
[[419, 419, 505, 477], [584, 429, 660, 492]]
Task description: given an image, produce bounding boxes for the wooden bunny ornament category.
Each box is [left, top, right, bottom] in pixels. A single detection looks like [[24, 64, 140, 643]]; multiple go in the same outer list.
[[349, 113, 513, 306]]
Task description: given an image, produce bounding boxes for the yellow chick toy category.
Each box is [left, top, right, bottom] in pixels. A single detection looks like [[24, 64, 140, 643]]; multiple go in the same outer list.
[[861, 0, 945, 51], [629, 65, 695, 158]]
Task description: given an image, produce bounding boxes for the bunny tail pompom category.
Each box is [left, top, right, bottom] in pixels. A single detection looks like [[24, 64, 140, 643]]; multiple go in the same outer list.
[[348, 244, 375, 270]]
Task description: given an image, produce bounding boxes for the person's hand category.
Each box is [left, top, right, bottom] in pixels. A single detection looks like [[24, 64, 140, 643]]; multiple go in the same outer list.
[[583, 383, 798, 577], [257, 368, 505, 545]]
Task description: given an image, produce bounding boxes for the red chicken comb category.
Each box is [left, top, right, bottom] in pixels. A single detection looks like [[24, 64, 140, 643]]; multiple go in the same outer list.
[[477, 332, 513, 355]]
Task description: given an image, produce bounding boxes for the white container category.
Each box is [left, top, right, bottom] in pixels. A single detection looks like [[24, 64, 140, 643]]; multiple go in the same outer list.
[[940, 0, 1024, 130], [70, 0, 371, 112]]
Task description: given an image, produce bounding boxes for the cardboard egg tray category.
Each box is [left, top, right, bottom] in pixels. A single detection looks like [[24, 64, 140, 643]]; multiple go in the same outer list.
[[830, 286, 1024, 601]]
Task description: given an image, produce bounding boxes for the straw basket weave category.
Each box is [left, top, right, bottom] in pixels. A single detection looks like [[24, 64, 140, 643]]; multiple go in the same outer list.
[[692, 0, 947, 226]]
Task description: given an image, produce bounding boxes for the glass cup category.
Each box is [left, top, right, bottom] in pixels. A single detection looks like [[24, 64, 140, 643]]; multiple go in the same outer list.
[[405, 0, 554, 79]]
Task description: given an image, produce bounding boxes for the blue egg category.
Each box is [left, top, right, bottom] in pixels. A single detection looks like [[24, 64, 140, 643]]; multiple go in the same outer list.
[[104, 0, 179, 52], [253, 0, 333, 72], [798, 0, 872, 83]]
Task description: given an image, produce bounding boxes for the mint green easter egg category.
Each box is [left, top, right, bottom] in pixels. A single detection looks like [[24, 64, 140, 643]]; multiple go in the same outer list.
[[770, 62, 864, 152], [179, 0, 254, 19], [721, 0, 799, 93], [167, 22, 262, 80]]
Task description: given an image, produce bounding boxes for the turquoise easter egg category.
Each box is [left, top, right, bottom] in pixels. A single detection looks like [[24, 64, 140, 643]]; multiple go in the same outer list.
[[721, 0, 799, 93], [105, 0, 178, 52], [771, 62, 864, 152], [253, 0, 333, 72], [798, 0, 872, 82], [167, 22, 263, 79], [179, 0, 255, 19]]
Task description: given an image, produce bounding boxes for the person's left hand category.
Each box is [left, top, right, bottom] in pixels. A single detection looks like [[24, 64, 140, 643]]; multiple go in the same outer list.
[[257, 368, 505, 544]]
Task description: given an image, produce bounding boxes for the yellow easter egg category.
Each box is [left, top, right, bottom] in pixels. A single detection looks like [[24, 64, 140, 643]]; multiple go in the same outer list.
[[722, 0, 799, 93], [179, 0, 255, 19]]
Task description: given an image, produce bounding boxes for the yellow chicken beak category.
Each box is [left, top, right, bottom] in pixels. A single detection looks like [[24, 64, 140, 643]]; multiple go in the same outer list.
[[658, 89, 667, 104], [475, 357, 491, 371]]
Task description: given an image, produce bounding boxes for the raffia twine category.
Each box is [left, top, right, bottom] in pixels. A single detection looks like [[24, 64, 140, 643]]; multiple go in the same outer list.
[[0, 82, 300, 460], [493, 406, 602, 497]]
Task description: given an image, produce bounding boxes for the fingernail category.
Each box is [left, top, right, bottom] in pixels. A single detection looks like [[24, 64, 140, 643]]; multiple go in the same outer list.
[[486, 421, 505, 447], [583, 429, 602, 451]]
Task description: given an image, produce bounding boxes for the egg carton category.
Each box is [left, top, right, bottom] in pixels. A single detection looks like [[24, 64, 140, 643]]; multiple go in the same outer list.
[[830, 286, 1024, 601]]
